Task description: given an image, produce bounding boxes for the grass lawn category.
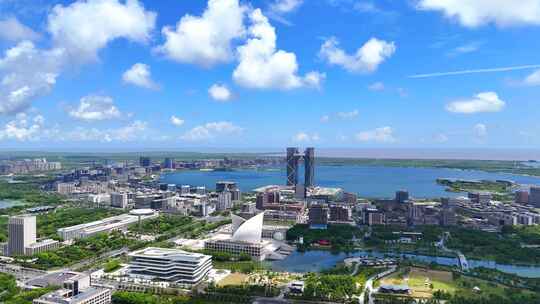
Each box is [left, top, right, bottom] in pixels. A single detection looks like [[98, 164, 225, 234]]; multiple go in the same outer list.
[[380, 267, 456, 298], [217, 273, 248, 286]]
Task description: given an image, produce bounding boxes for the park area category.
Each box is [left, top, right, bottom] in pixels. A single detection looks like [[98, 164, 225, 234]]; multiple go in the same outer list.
[[379, 267, 456, 298]]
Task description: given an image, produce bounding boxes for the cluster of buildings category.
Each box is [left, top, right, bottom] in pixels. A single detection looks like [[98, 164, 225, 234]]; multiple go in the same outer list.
[[26, 271, 111, 304], [0, 158, 61, 174]]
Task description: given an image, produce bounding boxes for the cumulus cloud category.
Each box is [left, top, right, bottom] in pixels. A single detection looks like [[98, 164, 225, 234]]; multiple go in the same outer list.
[[337, 109, 359, 119], [474, 123, 488, 138], [417, 0, 540, 27], [208, 84, 233, 101], [0, 41, 64, 115], [292, 131, 320, 143], [181, 121, 243, 141], [47, 0, 156, 62], [0, 17, 40, 42], [0, 113, 46, 141], [62, 120, 147, 142], [445, 92, 505, 114], [355, 126, 395, 143], [122, 63, 159, 89], [270, 0, 303, 13], [434, 133, 449, 143], [233, 9, 324, 90], [523, 69, 540, 86], [155, 0, 246, 67], [320, 115, 330, 123], [368, 82, 385, 91], [67, 95, 122, 121], [319, 37, 395, 73], [170, 115, 185, 127], [0, 0, 157, 116]]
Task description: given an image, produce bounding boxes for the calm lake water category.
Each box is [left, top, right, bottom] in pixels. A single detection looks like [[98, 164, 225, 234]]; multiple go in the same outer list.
[[160, 165, 540, 198], [0, 199, 21, 209], [271, 250, 540, 278]]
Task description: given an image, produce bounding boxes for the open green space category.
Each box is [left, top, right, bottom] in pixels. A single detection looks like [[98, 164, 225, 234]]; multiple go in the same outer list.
[[129, 214, 231, 240], [286, 223, 363, 252], [375, 267, 540, 304], [23, 231, 142, 270], [0, 180, 65, 213], [0, 207, 125, 242]]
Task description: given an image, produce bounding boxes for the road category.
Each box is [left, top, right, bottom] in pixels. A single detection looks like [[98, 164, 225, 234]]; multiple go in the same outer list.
[[358, 266, 397, 304], [439, 232, 469, 271], [0, 264, 46, 281]]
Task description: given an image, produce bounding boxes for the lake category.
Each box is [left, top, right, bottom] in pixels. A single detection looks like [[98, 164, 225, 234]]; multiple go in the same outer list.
[[0, 199, 21, 209], [160, 165, 540, 198], [271, 250, 540, 278]]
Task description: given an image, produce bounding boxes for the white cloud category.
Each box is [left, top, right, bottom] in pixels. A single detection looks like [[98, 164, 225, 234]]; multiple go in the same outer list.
[[523, 69, 540, 86], [355, 126, 396, 143], [446, 92, 505, 114], [319, 37, 396, 73], [170, 115, 185, 127], [474, 123, 487, 138], [0, 41, 64, 115], [155, 0, 246, 67], [233, 9, 323, 90], [67, 95, 122, 121], [0, 113, 45, 141], [434, 133, 449, 143], [208, 84, 233, 101], [292, 132, 320, 143], [417, 0, 540, 27], [62, 120, 147, 142], [337, 109, 359, 119], [270, 0, 303, 13], [368, 81, 385, 91], [181, 121, 243, 141], [320, 115, 330, 123], [448, 42, 482, 56], [47, 0, 156, 62], [0, 1, 157, 116], [122, 63, 159, 89], [0, 17, 40, 42]]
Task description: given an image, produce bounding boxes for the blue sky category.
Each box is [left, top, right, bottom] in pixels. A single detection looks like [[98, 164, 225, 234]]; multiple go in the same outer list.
[[1, 0, 540, 150]]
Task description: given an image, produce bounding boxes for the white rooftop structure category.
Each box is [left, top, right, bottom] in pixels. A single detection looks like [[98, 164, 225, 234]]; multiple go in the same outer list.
[[231, 212, 264, 243], [57, 211, 157, 240], [128, 247, 212, 285]]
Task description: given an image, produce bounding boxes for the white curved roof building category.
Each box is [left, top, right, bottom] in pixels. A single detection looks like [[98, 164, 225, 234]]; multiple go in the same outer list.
[[231, 212, 264, 243]]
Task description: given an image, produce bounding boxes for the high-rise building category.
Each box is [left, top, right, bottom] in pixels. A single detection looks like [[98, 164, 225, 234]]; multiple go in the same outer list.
[[286, 147, 299, 186], [256, 191, 280, 210], [363, 208, 385, 226], [110, 192, 128, 209], [308, 204, 328, 229], [515, 190, 529, 204], [163, 158, 174, 169], [529, 186, 540, 207], [395, 190, 409, 203], [329, 205, 351, 222], [216, 181, 238, 192], [216, 191, 232, 211], [8, 215, 36, 256], [304, 147, 315, 187], [139, 156, 151, 167], [286, 147, 316, 187]]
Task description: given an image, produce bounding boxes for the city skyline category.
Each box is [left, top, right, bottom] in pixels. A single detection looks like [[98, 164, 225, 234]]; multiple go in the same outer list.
[[1, 0, 540, 150]]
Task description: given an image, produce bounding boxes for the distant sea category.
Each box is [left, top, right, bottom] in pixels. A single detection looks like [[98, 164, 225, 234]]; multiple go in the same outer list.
[[160, 165, 540, 198]]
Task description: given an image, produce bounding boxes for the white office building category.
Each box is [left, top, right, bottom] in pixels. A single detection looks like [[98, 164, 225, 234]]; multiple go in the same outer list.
[[216, 191, 232, 211], [128, 247, 212, 286], [57, 211, 157, 241], [110, 192, 128, 209], [8, 215, 36, 256]]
